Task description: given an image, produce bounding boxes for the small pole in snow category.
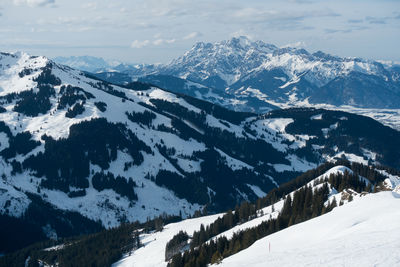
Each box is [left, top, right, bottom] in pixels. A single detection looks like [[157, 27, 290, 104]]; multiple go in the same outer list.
[[269, 242, 271, 253]]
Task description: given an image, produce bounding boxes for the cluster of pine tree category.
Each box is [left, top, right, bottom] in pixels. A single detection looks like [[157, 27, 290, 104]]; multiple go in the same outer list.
[[154, 170, 209, 205], [1, 131, 40, 160], [94, 101, 107, 112], [327, 171, 368, 193], [34, 64, 62, 86], [349, 162, 386, 184], [18, 67, 34, 78], [92, 171, 138, 201], [12, 85, 55, 117], [190, 202, 256, 250], [65, 102, 85, 118], [178, 93, 253, 125], [165, 231, 189, 261], [150, 98, 207, 134], [125, 110, 156, 127], [124, 81, 152, 91], [57, 85, 94, 110], [87, 79, 127, 99]]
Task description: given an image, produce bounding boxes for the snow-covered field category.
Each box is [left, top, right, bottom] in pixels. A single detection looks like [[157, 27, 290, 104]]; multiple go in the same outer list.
[[217, 190, 400, 267]]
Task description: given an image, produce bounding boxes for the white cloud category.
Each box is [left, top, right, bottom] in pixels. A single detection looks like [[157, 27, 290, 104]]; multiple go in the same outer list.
[[131, 40, 150, 48], [165, 39, 176, 44], [82, 2, 97, 10], [13, 0, 55, 7], [183, 32, 202, 40], [230, 30, 253, 40], [281, 41, 306, 48], [153, 38, 176, 46], [153, 39, 164, 46]]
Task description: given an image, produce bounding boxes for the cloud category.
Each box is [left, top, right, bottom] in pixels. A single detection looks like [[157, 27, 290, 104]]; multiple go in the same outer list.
[[131, 40, 150, 48], [183, 32, 202, 40], [324, 24, 369, 34], [150, 5, 190, 18], [288, 0, 315, 3], [153, 39, 163, 46], [227, 7, 340, 30], [230, 30, 253, 39], [348, 19, 363, 24], [366, 16, 386, 25], [13, 0, 55, 7], [153, 38, 176, 46], [281, 41, 306, 48], [82, 2, 97, 10]]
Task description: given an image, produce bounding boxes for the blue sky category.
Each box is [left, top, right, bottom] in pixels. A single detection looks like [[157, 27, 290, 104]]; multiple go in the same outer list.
[[0, 0, 399, 63]]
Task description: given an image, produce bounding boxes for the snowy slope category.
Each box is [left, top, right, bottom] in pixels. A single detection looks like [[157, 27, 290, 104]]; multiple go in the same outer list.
[[216, 190, 400, 267]]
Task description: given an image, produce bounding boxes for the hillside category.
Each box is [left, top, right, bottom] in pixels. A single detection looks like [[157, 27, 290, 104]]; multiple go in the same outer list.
[[2, 162, 398, 266]]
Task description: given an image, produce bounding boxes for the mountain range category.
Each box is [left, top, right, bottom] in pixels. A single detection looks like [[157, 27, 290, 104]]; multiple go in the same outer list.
[[72, 36, 400, 112], [1, 50, 400, 255]]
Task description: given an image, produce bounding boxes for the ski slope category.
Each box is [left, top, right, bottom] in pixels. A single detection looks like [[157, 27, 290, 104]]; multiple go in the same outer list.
[[216, 190, 400, 267]]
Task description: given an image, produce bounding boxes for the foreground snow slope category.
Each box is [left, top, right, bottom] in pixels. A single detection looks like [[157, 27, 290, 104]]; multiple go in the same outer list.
[[217, 190, 400, 267]]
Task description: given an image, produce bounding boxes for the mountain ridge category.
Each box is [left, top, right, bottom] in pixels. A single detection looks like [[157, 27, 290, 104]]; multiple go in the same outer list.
[[84, 36, 400, 111]]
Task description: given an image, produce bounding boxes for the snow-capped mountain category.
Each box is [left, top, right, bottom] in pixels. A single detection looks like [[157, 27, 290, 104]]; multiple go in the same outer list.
[[93, 36, 400, 112], [1, 51, 400, 253]]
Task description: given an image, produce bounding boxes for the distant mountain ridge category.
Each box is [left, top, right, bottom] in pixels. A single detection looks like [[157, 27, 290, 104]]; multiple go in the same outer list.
[[53, 55, 141, 73], [86, 36, 400, 111]]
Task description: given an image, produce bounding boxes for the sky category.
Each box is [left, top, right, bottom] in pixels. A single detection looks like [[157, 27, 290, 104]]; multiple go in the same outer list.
[[0, 0, 399, 63]]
